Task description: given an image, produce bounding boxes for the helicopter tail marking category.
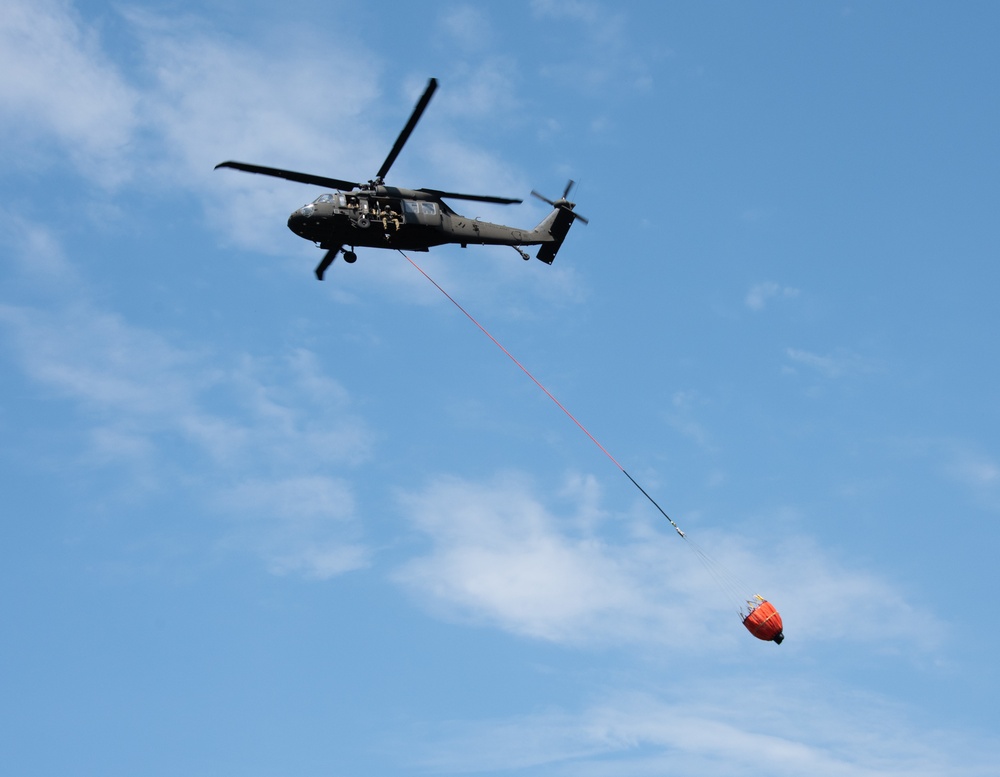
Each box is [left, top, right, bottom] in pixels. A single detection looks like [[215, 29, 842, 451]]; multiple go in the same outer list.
[[534, 207, 577, 264]]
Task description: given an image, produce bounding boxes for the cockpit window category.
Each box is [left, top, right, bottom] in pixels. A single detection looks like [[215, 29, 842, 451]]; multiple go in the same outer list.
[[314, 194, 335, 204]]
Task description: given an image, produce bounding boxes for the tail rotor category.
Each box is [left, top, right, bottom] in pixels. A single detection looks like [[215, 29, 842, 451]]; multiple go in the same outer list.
[[531, 180, 589, 225]]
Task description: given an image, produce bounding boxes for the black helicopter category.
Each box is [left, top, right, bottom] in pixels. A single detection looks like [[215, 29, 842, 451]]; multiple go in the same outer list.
[[215, 78, 586, 280]]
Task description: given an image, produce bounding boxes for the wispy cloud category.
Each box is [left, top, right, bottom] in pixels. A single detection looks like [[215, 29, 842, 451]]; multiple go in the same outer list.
[[0, 219, 373, 576], [0, 0, 138, 183], [530, 0, 652, 93], [664, 389, 716, 452], [917, 438, 1000, 512], [785, 346, 878, 379], [213, 475, 368, 578], [944, 445, 1000, 489], [413, 683, 996, 776], [745, 281, 800, 311], [531, 0, 604, 25], [0, 211, 81, 285]]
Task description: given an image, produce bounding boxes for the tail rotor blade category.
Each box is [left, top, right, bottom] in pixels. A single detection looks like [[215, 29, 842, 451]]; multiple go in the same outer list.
[[531, 189, 556, 207]]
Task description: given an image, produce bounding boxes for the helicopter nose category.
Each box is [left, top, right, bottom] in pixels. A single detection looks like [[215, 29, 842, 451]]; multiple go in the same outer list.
[[287, 205, 312, 236]]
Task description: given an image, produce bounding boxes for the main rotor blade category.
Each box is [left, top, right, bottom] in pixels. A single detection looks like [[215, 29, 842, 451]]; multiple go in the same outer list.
[[215, 161, 359, 191], [375, 78, 438, 183], [419, 188, 522, 205]]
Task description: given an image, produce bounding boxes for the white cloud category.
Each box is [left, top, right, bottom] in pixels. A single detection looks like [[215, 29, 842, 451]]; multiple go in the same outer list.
[[395, 472, 677, 645], [122, 11, 381, 252], [746, 281, 800, 311], [133, 18, 374, 176], [0, 0, 138, 183], [394, 472, 938, 651], [0, 1, 376, 248]]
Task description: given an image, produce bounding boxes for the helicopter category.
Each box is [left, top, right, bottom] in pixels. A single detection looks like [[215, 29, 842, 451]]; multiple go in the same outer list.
[[215, 78, 586, 280]]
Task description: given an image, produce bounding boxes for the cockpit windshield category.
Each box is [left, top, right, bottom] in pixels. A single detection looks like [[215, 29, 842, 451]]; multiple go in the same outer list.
[[313, 194, 335, 204]]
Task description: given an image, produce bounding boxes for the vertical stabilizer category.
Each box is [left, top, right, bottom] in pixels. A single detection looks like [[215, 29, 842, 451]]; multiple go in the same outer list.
[[536, 208, 576, 264], [530, 181, 587, 264]]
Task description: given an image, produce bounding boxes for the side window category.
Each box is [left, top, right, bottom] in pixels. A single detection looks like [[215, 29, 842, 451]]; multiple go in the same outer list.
[[421, 202, 438, 215], [402, 200, 421, 214]]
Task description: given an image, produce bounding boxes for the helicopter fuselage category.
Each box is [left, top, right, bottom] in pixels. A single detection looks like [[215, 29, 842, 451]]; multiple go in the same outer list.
[[216, 78, 584, 279], [287, 186, 536, 253]]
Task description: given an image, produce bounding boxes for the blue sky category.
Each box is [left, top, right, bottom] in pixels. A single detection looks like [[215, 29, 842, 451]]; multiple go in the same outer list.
[[2, 1, 999, 774]]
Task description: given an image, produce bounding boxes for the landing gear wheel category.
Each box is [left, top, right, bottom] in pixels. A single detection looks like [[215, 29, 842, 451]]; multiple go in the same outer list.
[[344, 250, 357, 264]]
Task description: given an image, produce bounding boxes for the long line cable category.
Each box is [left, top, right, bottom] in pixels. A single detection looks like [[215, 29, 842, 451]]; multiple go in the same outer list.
[[401, 251, 688, 539], [398, 251, 777, 622], [402, 251, 794, 636]]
